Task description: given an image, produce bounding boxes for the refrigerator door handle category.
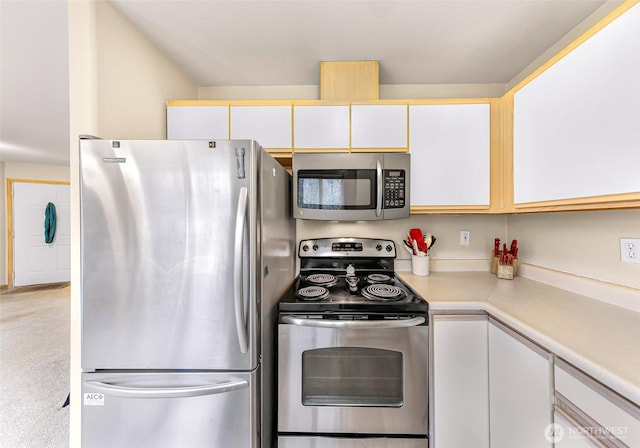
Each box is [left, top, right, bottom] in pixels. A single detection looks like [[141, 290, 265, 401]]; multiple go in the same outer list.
[[85, 378, 248, 399], [234, 186, 249, 354]]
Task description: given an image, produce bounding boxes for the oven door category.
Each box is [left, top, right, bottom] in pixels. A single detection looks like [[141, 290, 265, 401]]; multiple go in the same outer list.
[[278, 315, 428, 436]]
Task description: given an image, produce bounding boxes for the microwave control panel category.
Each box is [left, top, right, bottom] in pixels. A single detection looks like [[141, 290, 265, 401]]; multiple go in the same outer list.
[[383, 170, 406, 208]]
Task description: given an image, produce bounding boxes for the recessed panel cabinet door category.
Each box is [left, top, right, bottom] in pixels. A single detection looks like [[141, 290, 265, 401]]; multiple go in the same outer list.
[[409, 104, 490, 206]]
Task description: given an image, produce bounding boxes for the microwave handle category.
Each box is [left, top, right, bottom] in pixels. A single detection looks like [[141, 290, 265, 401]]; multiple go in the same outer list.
[[281, 315, 425, 329], [376, 160, 383, 217]]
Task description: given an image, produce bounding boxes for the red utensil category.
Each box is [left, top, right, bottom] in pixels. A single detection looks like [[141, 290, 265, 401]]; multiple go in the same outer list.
[[410, 228, 427, 254]]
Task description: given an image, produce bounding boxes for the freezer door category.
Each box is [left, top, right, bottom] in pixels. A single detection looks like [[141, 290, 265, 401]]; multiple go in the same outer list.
[[80, 139, 258, 370], [82, 371, 258, 448]]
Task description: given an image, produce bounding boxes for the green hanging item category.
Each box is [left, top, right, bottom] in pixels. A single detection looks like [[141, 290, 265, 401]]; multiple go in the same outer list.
[[44, 202, 57, 244]]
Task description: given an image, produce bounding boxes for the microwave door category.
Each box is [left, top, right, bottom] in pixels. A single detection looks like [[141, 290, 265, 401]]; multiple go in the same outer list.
[[293, 153, 410, 221], [295, 169, 379, 220]]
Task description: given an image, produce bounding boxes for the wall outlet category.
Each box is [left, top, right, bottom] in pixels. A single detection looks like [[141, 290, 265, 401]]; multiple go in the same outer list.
[[460, 231, 470, 246], [620, 238, 640, 263]]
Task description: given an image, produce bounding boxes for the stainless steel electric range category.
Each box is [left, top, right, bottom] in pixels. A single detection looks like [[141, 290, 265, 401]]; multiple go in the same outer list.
[[277, 238, 429, 448]]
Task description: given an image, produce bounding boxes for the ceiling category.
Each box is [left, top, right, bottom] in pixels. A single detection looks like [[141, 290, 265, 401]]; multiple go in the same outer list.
[[0, 0, 615, 166]]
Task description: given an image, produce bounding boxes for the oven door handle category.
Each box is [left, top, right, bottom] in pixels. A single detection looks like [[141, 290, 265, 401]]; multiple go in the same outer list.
[[376, 159, 383, 218], [281, 315, 425, 329]]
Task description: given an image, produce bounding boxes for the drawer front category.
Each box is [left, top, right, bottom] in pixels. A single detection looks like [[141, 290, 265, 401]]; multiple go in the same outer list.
[[555, 360, 640, 447]]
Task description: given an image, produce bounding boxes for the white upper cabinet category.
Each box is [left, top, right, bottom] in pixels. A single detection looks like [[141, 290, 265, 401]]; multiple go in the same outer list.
[[409, 104, 490, 206], [293, 105, 350, 149], [513, 3, 640, 204], [166, 106, 228, 140], [230, 105, 292, 149], [351, 105, 407, 149]]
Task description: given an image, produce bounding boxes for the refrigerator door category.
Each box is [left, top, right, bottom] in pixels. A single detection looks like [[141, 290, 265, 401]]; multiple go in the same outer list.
[[80, 139, 258, 370], [82, 371, 258, 448]]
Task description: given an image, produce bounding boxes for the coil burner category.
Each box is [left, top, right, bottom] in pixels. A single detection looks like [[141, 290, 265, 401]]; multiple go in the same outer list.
[[365, 273, 393, 284], [360, 284, 406, 302], [297, 286, 330, 301], [304, 273, 339, 288]]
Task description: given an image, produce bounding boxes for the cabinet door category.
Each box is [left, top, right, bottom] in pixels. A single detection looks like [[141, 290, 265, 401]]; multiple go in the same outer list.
[[489, 319, 552, 448], [230, 105, 292, 150], [553, 411, 603, 448], [513, 4, 640, 205], [351, 105, 407, 149], [432, 315, 489, 448], [293, 105, 350, 150], [166, 106, 228, 140], [409, 104, 490, 206], [555, 359, 640, 447]]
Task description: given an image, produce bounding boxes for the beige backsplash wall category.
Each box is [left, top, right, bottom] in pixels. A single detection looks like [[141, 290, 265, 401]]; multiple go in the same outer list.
[[296, 209, 640, 291], [296, 214, 507, 269], [507, 209, 640, 290]]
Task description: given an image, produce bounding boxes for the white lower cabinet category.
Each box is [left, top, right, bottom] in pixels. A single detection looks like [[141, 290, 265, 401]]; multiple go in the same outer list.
[[431, 314, 489, 448], [432, 315, 638, 448], [555, 359, 640, 447], [488, 318, 553, 448], [553, 410, 603, 448]]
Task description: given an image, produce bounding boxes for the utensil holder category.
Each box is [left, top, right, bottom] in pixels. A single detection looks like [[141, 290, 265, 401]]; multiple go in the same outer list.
[[411, 254, 430, 276]]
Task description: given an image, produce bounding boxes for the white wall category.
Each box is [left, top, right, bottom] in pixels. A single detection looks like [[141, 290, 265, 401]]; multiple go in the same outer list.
[[297, 215, 507, 272], [95, 0, 197, 140], [198, 83, 504, 100], [0, 162, 70, 286], [507, 210, 640, 290], [506, 0, 625, 91], [68, 1, 197, 447]]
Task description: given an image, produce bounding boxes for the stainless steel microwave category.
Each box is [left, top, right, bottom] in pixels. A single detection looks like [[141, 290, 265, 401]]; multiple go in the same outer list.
[[292, 152, 410, 221]]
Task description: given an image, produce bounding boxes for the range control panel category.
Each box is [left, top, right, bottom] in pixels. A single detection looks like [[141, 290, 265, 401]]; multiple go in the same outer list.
[[383, 170, 406, 209], [299, 238, 396, 258]]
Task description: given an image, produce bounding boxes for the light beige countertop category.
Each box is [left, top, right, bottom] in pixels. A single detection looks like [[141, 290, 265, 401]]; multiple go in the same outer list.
[[397, 271, 640, 407]]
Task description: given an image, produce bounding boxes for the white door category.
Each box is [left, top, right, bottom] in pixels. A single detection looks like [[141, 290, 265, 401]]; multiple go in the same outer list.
[[12, 182, 70, 287]]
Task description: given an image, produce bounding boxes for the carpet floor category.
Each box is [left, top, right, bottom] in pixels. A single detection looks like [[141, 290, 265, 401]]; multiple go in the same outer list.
[[0, 284, 70, 447]]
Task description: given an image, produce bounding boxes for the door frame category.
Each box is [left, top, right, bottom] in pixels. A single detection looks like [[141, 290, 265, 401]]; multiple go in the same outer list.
[[5, 178, 71, 288]]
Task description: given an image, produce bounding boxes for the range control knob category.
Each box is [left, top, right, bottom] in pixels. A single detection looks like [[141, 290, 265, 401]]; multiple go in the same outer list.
[[312, 244, 319, 251], [376, 244, 383, 251], [386, 244, 393, 252], [302, 244, 309, 252]]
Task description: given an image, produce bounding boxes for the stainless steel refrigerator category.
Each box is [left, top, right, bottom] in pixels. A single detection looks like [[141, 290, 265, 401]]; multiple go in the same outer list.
[[79, 138, 295, 448]]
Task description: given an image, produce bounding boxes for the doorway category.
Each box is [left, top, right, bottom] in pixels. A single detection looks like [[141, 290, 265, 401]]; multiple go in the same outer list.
[[6, 179, 70, 288]]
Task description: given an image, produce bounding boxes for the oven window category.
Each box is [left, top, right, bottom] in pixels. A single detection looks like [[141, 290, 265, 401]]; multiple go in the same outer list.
[[301, 347, 403, 407], [297, 170, 375, 210]]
